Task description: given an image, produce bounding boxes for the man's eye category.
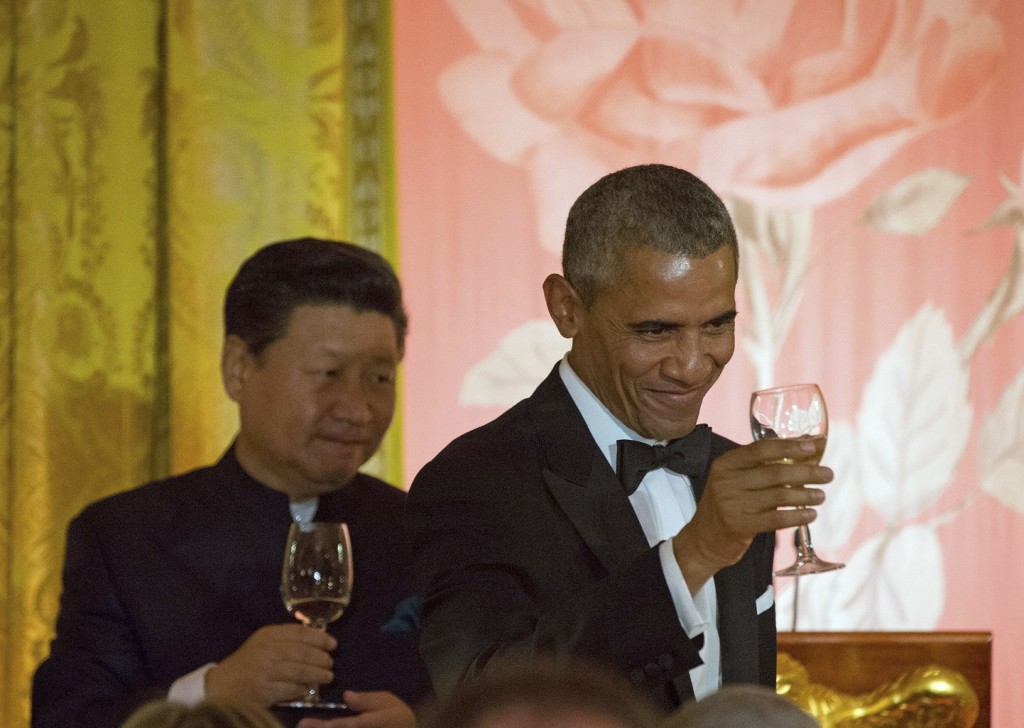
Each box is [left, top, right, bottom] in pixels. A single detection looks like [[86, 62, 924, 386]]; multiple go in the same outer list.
[[705, 319, 735, 333], [369, 371, 396, 386], [639, 326, 671, 337]]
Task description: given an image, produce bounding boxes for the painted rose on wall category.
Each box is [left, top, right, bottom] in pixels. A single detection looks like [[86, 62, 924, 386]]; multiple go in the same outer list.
[[440, 0, 1004, 249], [399, 0, 1022, 720]]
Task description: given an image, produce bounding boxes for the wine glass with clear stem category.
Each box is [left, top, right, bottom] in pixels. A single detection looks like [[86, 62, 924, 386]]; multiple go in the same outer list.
[[750, 383, 844, 576], [279, 521, 353, 708]]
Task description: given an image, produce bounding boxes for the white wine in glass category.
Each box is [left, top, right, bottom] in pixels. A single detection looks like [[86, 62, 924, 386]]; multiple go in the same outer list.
[[750, 383, 844, 577], [279, 521, 353, 707]]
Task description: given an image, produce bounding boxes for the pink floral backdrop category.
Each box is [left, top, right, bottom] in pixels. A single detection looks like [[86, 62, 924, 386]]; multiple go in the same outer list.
[[394, 1, 1024, 724]]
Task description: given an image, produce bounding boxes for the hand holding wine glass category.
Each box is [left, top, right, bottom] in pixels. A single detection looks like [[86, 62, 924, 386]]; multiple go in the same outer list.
[[750, 383, 844, 577], [279, 521, 353, 707]]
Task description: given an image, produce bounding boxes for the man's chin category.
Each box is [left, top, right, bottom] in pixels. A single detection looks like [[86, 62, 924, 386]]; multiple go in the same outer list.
[[636, 391, 706, 440], [639, 416, 700, 442], [295, 457, 365, 495], [310, 442, 370, 472], [310, 465, 362, 488]]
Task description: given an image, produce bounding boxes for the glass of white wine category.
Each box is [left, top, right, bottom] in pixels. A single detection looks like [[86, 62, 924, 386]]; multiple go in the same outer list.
[[750, 383, 844, 577], [279, 521, 353, 707]]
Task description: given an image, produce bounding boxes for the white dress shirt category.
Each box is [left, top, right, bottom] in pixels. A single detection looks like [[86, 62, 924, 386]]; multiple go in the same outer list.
[[559, 358, 721, 699]]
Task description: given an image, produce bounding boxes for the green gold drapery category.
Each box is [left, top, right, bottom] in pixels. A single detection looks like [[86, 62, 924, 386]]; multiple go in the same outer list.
[[0, 2, 399, 726]]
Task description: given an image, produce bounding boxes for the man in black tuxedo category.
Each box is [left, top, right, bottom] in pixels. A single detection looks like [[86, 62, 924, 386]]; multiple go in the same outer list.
[[406, 165, 834, 712], [32, 239, 428, 728]]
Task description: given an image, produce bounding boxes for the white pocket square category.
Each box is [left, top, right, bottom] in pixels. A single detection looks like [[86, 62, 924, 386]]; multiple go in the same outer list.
[[756, 585, 775, 615]]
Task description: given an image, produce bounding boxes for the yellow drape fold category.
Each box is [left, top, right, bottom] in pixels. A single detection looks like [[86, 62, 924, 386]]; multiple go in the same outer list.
[[0, 2, 398, 727]]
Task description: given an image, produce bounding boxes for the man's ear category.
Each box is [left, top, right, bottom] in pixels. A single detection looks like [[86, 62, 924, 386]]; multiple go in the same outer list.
[[543, 274, 583, 339], [221, 335, 253, 403]]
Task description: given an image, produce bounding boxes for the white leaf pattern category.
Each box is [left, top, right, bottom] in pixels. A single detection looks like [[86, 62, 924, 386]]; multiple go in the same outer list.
[[979, 173, 1023, 229], [777, 524, 944, 630], [857, 306, 972, 522], [978, 367, 1024, 513], [811, 419, 862, 550], [860, 167, 971, 235], [459, 319, 570, 406]]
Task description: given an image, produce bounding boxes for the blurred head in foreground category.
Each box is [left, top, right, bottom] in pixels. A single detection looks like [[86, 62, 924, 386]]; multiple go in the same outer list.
[[120, 699, 284, 728], [662, 684, 819, 728], [421, 657, 660, 728]]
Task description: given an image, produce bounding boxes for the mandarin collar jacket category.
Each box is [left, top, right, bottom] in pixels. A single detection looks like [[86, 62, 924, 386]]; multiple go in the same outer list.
[[32, 447, 429, 728]]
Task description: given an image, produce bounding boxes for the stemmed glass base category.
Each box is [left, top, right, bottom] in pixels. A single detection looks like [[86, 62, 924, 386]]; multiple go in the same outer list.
[[774, 525, 845, 576], [274, 668, 349, 712], [271, 698, 353, 725], [273, 625, 349, 712], [276, 699, 350, 711]]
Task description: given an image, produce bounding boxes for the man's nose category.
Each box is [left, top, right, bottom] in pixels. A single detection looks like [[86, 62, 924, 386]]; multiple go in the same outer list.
[[328, 379, 375, 423], [661, 334, 712, 384]]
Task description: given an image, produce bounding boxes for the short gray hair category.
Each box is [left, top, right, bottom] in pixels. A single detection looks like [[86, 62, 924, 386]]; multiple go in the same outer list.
[[563, 164, 738, 305]]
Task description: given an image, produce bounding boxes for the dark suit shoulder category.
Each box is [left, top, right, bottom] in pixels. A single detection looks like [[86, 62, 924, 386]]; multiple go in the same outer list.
[[415, 397, 538, 479], [349, 472, 407, 506], [74, 461, 224, 527], [339, 473, 408, 536], [708, 430, 740, 456]]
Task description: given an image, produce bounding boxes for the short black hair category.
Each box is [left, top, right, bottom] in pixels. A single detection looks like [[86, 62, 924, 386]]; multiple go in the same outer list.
[[224, 237, 408, 358], [563, 164, 738, 305]]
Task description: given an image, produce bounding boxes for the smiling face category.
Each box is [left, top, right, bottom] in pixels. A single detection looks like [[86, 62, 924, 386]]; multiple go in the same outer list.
[[222, 304, 400, 499], [546, 245, 737, 441]]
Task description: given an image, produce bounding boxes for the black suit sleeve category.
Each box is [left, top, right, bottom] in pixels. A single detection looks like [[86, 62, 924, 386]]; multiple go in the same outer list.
[[752, 530, 778, 686], [31, 514, 167, 728], [406, 391, 778, 711]]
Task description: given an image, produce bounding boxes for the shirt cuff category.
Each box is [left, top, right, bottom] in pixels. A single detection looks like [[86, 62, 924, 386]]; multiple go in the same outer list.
[[658, 538, 710, 640], [167, 663, 215, 706]]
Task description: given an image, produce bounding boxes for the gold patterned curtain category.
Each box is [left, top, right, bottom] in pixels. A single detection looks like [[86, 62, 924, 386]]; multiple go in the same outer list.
[[0, 2, 398, 726]]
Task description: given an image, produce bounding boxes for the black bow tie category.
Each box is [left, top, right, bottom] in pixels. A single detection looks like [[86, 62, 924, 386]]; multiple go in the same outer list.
[[616, 426, 711, 495]]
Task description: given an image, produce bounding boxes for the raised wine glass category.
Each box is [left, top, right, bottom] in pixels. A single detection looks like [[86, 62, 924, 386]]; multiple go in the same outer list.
[[279, 521, 353, 707], [750, 383, 844, 577]]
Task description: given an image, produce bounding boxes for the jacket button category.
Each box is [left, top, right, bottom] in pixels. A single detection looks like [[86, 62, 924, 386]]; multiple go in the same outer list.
[[629, 667, 646, 685], [658, 653, 674, 670], [643, 662, 664, 679]]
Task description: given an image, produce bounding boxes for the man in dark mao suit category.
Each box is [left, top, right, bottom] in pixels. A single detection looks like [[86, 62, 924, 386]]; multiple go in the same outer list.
[[32, 239, 428, 728], [406, 165, 835, 712]]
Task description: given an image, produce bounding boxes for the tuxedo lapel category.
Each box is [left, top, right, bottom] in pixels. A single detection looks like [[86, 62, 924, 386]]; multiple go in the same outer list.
[[697, 436, 761, 684], [528, 367, 649, 575], [714, 556, 760, 683]]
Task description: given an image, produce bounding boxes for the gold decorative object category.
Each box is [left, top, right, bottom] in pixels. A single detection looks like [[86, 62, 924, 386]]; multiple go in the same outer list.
[[777, 652, 979, 727]]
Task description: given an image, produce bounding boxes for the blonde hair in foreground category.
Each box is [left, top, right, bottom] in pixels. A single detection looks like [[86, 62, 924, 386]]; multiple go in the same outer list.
[[120, 700, 284, 728]]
